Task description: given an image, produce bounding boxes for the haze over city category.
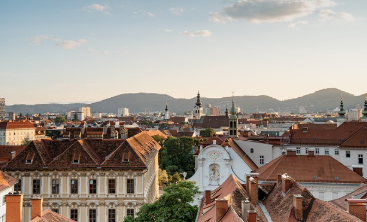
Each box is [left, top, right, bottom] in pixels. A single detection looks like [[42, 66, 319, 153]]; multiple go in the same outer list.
[[1, 0, 366, 105]]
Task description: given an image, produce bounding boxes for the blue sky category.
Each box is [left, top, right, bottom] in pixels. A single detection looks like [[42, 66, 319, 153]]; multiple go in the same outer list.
[[1, 0, 366, 105]]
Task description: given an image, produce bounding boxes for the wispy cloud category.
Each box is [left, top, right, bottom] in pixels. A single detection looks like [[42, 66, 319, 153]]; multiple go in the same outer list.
[[182, 30, 212, 37], [319, 10, 355, 22], [83, 4, 110, 15], [58, 39, 87, 49], [170, 7, 183, 15], [288, 20, 308, 29], [218, 0, 340, 23], [134, 9, 155, 17], [208, 12, 235, 23], [32, 35, 51, 45]]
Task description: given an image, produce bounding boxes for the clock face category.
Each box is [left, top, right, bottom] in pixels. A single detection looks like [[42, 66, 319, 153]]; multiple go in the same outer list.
[[208, 151, 220, 161]]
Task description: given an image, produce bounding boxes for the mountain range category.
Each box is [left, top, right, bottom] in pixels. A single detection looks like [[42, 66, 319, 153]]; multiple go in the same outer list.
[[5, 88, 367, 115]]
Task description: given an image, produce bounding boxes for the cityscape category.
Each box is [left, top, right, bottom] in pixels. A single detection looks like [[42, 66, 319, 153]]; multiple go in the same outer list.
[[1, 0, 367, 222]]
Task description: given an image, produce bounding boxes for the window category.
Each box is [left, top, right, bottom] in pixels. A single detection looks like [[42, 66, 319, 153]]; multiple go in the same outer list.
[[315, 148, 319, 155], [260, 155, 264, 165], [359, 154, 363, 164], [89, 209, 96, 222], [89, 179, 97, 194], [108, 209, 116, 222], [346, 151, 351, 158], [108, 179, 116, 194], [52, 209, 59, 214], [52, 179, 59, 194], [127, 179, 134, 194], [296, 147, 300, 154], [325, 148, 329, 155], [14, 179, 21, 192], [305, 148, 308, 154], [335, 149, 339, 155], [127, 209, 134, 217], [250, 148, 254, 153], [33, 179, 40, 194], [71, 179, 78, 194], [71, 209, 78, 221], [3, 196, 5, 204]]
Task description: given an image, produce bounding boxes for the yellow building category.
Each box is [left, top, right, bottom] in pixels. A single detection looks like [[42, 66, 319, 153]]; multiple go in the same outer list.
[[3, 132, 160, 222], [0, 121, 35, 145]]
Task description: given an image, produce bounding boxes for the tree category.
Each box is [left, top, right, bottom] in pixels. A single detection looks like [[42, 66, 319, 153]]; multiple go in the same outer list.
[[55, 116, 67, 124], [72, 113, 79, 121], [158, 169, 169, 187], [152, 135, 166, 146], [200, 128, 216, 137], [123, 180, 199, 222], [22, 138, 31, 146]]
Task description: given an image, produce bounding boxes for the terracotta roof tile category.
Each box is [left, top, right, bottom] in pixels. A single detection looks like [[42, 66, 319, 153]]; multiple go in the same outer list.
[[30, 209, 76, 222], [331, 184, 367, 211], [0, 171, 18, 192], [193, 116, 229, 129]]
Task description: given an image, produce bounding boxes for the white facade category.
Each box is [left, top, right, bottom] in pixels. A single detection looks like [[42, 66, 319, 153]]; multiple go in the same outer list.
[[118, 108, 129, 117], [188, 143, 252, 205], [0, 182, 15, 222], [300, 182, 360, 201], [0, 128, 35, 145], [79, 106, 91, 117]]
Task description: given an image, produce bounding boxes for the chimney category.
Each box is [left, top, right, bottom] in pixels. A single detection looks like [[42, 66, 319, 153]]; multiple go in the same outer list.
[[215, 199, 229, 222], [249, 177, 258, 206], [9, 151, 16, 160], [352, 165, 364, 177], [282, 174, 292, 194], [241, 199, 250, 222], [205, 190, 211, 205], [6, 191, 23, 222], [247, 210, 257, 222], [31, 197, 43, 219], [287, 148, 297, 156], [277, 174, 282, 185], [246, 173, 259, 193], [293, 194, 303, 220], [346, 199, 367, 222]]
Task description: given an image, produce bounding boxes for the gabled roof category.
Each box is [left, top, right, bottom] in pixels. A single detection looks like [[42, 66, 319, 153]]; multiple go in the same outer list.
[[0, 171, 17, 192], [230, 139, 258, 171], [254, 154, 367, 183], [30, 209, 75, 222], [331, 184, 367, 211], [0, 121, 36, 129], [340, 126, 367, 148], [2, 132, 160, 170], [193, 116, 229, 129]]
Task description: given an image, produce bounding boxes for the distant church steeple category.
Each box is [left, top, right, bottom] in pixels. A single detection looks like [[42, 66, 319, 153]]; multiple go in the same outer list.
[[228, 95, 238, 138], [194, 91, 203, 120], [338, 93, 346, 118], [164, 103, 170, 120]]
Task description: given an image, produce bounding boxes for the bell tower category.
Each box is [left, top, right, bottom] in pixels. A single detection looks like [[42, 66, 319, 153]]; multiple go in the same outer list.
[[229, 97, 238, 138], [194, 91, 203, 120], [164, 103, 170, 120]]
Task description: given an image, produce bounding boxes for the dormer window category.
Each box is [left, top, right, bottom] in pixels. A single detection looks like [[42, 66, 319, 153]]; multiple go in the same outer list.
[[26, 152, 35, 164], [72, 153, 81, 164], [122, 152, 130, 163]]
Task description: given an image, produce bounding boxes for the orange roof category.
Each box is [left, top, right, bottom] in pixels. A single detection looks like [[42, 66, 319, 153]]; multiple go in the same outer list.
[[254, 154, 367, 183], [30, 209, 75, 222], [0, 171, 18, 192], [331, 184, 367, 211], [0, 121, 35, 129]]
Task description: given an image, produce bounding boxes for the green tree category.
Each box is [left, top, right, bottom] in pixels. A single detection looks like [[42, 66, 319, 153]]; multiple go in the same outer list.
[[55, 116, 67, 124], [22, 138, 31, 146], [169, 172, 181, 184], [72, 113, 79, 121], [158, 169, 169, 187], [152, 135, 166, 146], [200, 128, 216, 137], [123, 180, 199, 222], [159, 136, 197, 178]]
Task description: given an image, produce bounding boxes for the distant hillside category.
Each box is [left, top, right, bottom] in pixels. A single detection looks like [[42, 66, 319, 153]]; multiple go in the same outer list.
[[5, 88, 366, 114]]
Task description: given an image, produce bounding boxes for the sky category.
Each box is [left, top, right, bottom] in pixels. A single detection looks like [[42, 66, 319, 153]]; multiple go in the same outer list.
[[1, 0, 366, 105]]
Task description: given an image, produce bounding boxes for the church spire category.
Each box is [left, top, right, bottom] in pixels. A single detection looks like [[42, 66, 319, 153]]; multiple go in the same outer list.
[[338, 92, 346, 117], [165, 103, 168, 112], [225, 106, 229, 117], [196, 90, 202, 107]]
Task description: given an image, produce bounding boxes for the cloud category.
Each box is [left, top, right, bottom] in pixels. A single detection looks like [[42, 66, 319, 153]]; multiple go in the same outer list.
[[170, 7, 183, 15], [158, 29, 173, 32], [208, 12, 235, 23], [84, 4, 109, 14], [32, 35, 51, 45], [222, 0, 337, 23], [288, 20, 308, 28], [58, 39, 87, 49], [134, 9, 155, 17], [319, 9, 355, 22], [182, 30, 212, 37]]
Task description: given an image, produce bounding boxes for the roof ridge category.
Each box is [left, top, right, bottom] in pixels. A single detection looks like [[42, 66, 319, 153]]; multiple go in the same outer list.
[[40, 139, 53, 163], [340, 125, 367, 146], [261, 155, 285, 181], [77, 140, 102, 165], [100, 141, 127, 165], [47, 140, 79, 166], [32, 140, 49, 166]]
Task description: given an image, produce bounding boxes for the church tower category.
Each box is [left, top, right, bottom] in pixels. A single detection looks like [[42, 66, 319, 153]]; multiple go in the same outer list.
[[337, 93, 347, 125], [194, 91, 203, 120], [164, 103, 170, 120], [229, 99, 238, 138], [362, 94, 367, 122]]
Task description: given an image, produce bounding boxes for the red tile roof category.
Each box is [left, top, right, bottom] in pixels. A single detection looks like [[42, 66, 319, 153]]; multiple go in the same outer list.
[[0, 121, 35, 129], [193, 116, 229, 129], [254, 154, 367, 183], [30, 209, 76, 222], [331, 184, 367, 211], [0, 171, 18, 192]]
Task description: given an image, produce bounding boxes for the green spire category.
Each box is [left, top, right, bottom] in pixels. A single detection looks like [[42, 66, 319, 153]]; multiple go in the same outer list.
[[230, 99, 236, 115], [338, 93, 346, 117]]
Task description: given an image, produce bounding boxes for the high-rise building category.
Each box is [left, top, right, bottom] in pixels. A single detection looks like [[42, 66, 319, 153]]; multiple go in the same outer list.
[[79, 106, 91, 117], [118, 108, 129, 117], [0, 98, 5, 121]]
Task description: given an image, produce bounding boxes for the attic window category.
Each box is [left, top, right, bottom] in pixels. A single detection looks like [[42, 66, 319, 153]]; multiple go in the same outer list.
[[73, 153, 81, 164], [314, 176, 318, 180], [26, 153, 35, 164], [122, 153, 130, 163]]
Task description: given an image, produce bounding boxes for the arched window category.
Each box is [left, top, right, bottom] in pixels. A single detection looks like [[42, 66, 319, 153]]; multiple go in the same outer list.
[[250, 148, 254, 153]]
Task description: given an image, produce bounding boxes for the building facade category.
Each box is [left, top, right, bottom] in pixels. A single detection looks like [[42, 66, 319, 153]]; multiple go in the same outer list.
[[118, 108, 129, 117], [0, 121, 35, 145], [2, 132, 160, 222], [79, 107, 91, 118], [0, 98, 4, 121]]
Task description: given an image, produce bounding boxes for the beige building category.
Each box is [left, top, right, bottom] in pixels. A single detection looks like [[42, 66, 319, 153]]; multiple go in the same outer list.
[[0, 121, 35, 145], [3, 132, 160, 222]]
